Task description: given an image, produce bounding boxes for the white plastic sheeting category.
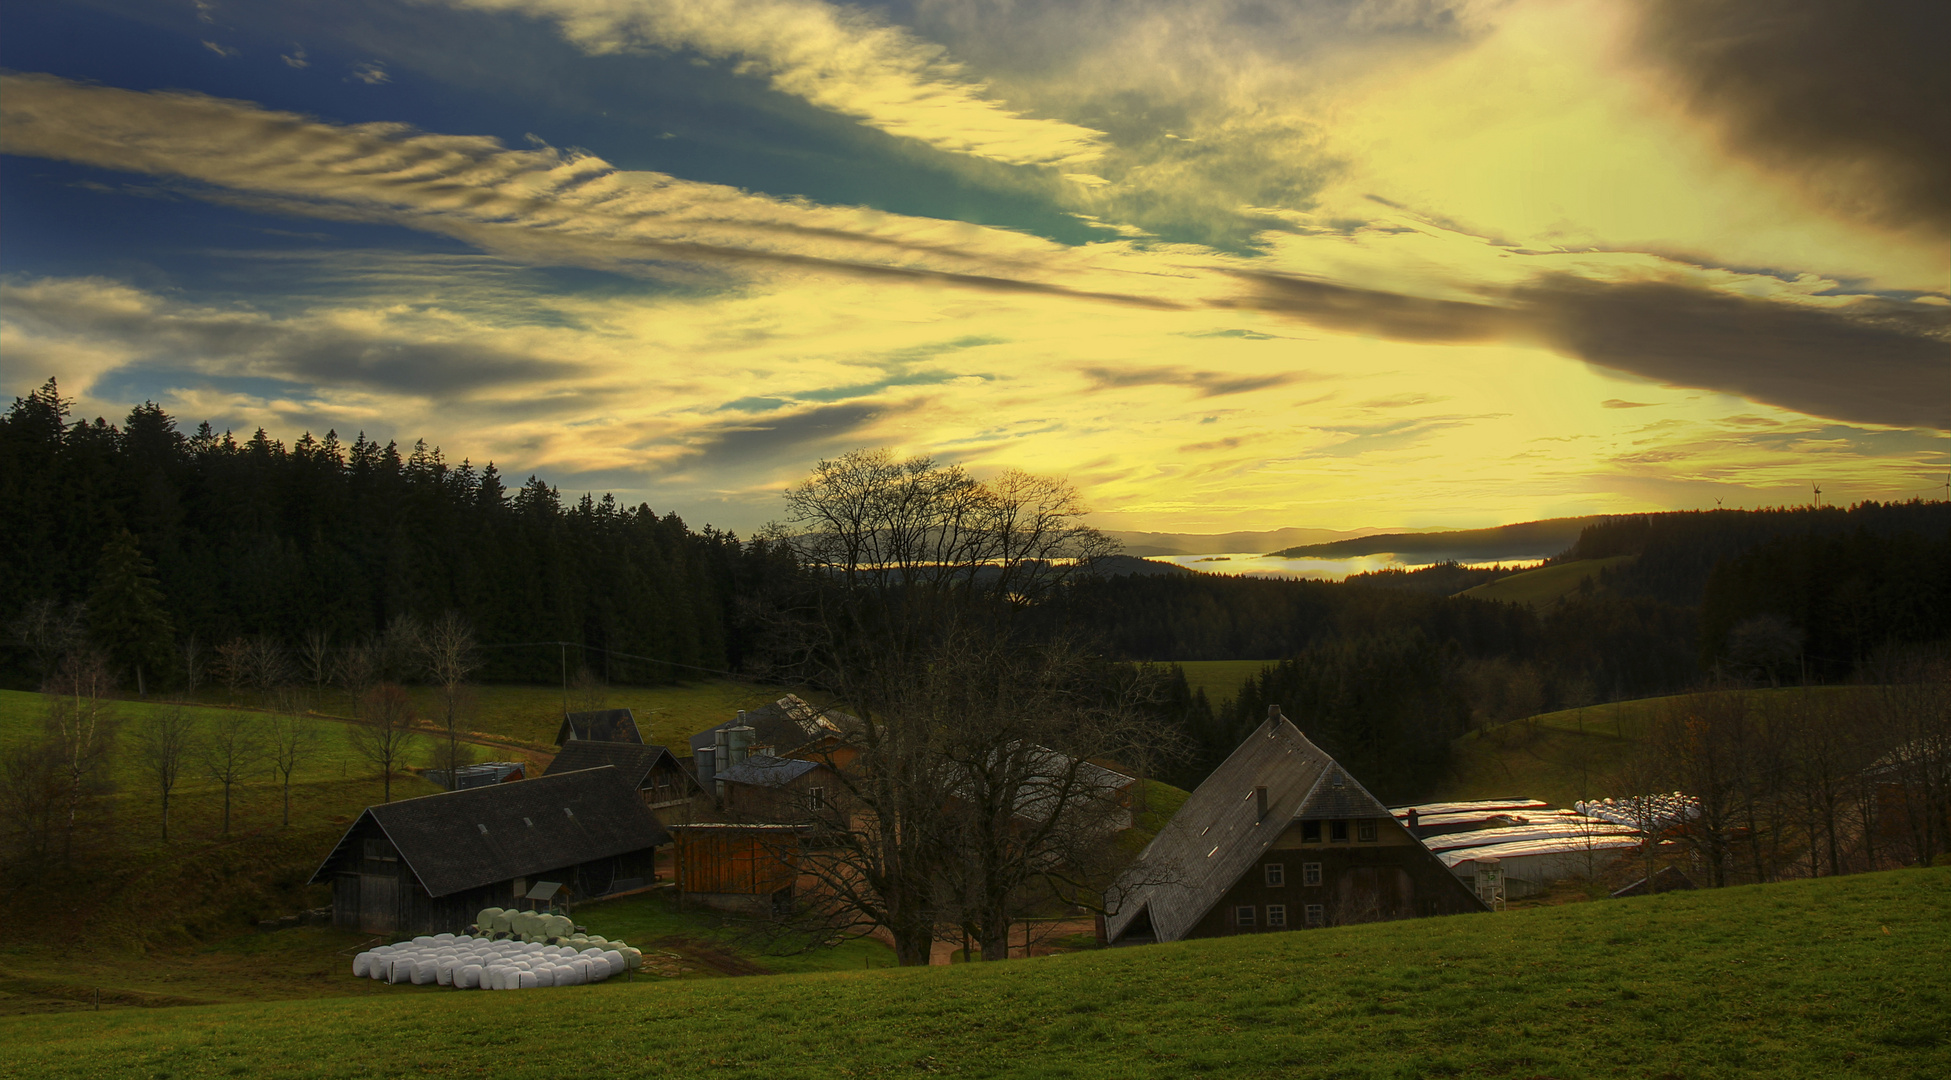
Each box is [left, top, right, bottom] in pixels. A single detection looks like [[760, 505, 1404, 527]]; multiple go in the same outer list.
[[1575, 793, 1700, 831], [351, 934, 643, 990], [1422, 818, 1643, 853]]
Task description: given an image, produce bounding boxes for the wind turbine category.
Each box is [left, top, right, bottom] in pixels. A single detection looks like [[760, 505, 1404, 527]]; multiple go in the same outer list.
[[1810, 481, 1823, 506]]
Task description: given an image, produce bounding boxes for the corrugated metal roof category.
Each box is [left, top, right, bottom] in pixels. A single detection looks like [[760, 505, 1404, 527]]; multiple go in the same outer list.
[[1391, 799, 1549, 816], [309, 766, 669, 897], [689, 695, 856, 758], [716, 754, 821, 788], [1435, 834, 1642, 868], [1422, 820, 1642, 853]]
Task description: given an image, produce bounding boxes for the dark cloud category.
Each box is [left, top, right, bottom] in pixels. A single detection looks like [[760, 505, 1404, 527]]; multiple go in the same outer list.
[[1080, 365, 1308, 397], [1633, 0, 1951, 231], [1603, 399, 1657, 409], [1228, 270, 1951, 430], [683, 401, 900, 466]]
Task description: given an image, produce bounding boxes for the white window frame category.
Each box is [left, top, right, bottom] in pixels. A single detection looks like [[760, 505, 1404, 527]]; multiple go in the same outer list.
[[1235, 905, 1256, 929], [808, 785, 827, 810], [1302, 862, 1323, 887], [1357, 819, 1378, 842], [1304, 904, 1325, 927], [1264, 862, 1285, 887], [1265, 904, 1287, 928]]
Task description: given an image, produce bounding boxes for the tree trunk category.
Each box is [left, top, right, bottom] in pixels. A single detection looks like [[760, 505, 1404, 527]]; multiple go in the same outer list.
[[161, 788, 170, 842], [222, 782, 232, 835]]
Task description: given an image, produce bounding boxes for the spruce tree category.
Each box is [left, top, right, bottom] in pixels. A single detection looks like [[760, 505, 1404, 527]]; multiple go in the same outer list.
[[88, 529, 175, 696]]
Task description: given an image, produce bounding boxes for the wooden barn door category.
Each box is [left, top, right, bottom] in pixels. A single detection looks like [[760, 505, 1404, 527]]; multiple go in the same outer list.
[[1337, 867, 1415, 924], [359, 874, 399, 935]]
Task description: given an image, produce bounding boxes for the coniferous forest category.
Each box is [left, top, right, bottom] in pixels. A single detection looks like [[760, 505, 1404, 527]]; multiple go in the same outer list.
[[5, 378, 1949, 799], [0, 380, 795, 690]]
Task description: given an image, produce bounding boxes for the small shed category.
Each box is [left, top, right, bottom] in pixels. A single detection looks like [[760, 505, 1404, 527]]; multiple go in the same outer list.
[[425, 761, 526, 791], [310, 766, 669, 936], [556, 708, 642, 746], [671, 823, 807, 917], [545, 740, 710, 825]]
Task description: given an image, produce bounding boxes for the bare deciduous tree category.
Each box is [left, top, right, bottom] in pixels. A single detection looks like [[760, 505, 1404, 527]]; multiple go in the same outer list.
[[298, 628, 334, 712], [0, 736, 64, 866], [8, 598, 85, 684], [46, 649, 119, 865], [349, 684, 422, 803], [132, 703, 198, 842], [767, 450, 1140, 965], [419, 612, 480, 790], [335, 641, 381, 717], [201, 711, 264, 836], [267, 695, 318, 828]]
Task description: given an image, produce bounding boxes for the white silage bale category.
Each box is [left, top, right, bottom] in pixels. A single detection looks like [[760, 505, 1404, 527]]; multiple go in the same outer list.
[[413, 936, 434, 946], [490, 911, 515, 936], [476, 908, 502, 931], [517, 971, 537, 989], [458, 964, 483, 989], [412, 959, 438, 985], [557, 964, 584, 986], [571, 957, 595, 982], [579, 947, 601, 957], [433, 933, 454, 943], [621, 947, 642, 971], [436, 960, 456, 986], [389, 960, 414, 984], [370, 959, 389, 981], [353, 953, 373, 978], [602, 950, 625, 976]]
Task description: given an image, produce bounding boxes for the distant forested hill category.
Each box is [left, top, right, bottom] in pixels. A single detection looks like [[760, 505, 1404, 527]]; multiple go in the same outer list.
[[0, 380, 795, 689]]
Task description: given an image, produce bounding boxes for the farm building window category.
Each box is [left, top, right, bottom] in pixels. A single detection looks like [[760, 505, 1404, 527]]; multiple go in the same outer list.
[[1266, 904, 1287, 928], [1235, 905, 1256, 928], [808, 786, 827, 810], [362, 839, 396, 862], [1304, 904, 1325, 927], [1264, 863, 1285, 887], [1302, 862, 1322, 886], [1357, 820, 1378, 842], [1330, 820, 1349, 842], [1301, 820, 1322, 843]]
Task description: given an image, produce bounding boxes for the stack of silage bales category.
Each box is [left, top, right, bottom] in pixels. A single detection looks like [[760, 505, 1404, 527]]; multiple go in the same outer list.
[[352, 931, 644, 990]]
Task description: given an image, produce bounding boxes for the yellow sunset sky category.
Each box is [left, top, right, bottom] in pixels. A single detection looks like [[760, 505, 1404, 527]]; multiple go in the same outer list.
[[1, 0, 1944, 533]]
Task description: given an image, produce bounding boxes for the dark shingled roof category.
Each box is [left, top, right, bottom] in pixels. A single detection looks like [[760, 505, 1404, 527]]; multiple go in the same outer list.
[[716, 754, 821, 788], [690, 695, 855, 758], [555, 708, 642, 746], [309, 767, 669, 898], [544, 741, 683, 790], [1106, 710, 1427, 943]]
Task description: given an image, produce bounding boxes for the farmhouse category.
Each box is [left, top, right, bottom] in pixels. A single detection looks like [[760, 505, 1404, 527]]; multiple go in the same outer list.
[[1106, 707, 1484, 944], [555, 707, 642, 746], [310, 766, 669, 936], [544, 739, 711, 825]]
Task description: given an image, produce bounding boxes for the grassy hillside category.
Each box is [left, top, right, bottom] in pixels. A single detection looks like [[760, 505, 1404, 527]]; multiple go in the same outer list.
[[1174, 659, 1269, 709], [1424, 686, 1880, 809], [1455, 555, 1636, 609], [3, 868, 1942, 1078]]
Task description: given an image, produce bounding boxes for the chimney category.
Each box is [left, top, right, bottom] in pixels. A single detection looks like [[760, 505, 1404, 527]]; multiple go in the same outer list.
[[1406, 807, 1420, 837], [1254, 786, 1269, 821], [1268, 705, 1282, 722]]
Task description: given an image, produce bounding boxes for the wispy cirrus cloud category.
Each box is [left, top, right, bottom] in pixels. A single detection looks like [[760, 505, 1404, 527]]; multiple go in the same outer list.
[[440, 0, 1108, 169]]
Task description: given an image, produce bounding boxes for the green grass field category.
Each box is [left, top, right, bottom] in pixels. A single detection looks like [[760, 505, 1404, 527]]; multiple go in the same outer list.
[[1174, 659, 1271, 709], [1425, 686, 1881, 809], [1454, 555, 1637, 609], [2, 867, 1941, 1079]]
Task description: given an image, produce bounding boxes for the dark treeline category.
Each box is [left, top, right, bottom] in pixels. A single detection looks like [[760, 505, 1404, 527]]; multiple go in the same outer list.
[[0, 380, 795, 690]]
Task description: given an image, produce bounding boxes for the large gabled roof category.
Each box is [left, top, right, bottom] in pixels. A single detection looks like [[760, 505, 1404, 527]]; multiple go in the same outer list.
[[716, 754, 823, 788], [555, 708, 642, 746], [1105, 710, 1405, 943], [309, 766, 669, 898], [544, 740, 684, 790]]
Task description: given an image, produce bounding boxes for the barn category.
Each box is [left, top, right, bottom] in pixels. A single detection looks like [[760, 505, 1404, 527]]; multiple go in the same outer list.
[[1106, 707, 1484, 944], [545, 740, 711, 825], [555, 708, 643, 746], [310, 766, 669, 936]]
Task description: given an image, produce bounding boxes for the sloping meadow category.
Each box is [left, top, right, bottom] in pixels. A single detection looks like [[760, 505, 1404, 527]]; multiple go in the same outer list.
[[4, 867, 1944, 1079]]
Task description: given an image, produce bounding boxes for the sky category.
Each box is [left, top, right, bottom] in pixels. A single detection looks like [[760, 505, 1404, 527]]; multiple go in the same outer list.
[[2, 0, 1946, 535]]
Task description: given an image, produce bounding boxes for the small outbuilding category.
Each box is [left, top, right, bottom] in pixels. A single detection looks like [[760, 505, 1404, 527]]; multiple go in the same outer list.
[[545, 740, 711, 825], [310, 766, 669, 936], [555, 708, 643, 746], [670, 823, 807, 916], [425, 761, 527, 791], [1106, 707, 1484, 944]]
